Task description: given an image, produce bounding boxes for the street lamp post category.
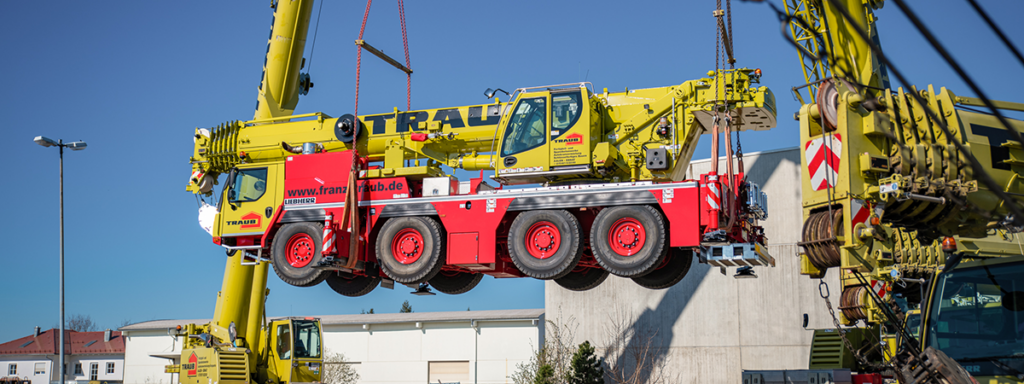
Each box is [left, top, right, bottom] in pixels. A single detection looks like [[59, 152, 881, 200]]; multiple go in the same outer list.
[[34, 136, 86, 384]]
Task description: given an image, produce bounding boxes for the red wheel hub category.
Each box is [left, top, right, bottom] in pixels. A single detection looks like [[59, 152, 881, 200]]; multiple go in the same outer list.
[[391, 228, 425, 264], [525, 221, 561, 259], [285, 233, 316, 268], [608, 218, 646, 256]]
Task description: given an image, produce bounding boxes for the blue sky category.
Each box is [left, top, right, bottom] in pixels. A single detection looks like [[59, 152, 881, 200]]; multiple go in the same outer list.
[[1, 0, 1022, 343]]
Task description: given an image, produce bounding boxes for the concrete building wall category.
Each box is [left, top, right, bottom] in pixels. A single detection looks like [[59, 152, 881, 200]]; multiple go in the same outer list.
[[122, 311, 542, 384], [545, 148, 843, 383], [323, 319, 540, 384], [122, 330, 181, 384], [2, 357, 52, 384], [67, 355, 124, 383], [1, 355, 124, 384]]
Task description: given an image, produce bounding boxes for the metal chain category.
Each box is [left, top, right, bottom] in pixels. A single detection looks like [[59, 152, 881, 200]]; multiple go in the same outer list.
[[818, 279, 878, 368], [715, 0, 722, 115], [727, 0, 734, 69]]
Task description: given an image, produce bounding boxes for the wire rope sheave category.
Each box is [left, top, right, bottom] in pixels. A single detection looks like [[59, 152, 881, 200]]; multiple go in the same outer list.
[[507, 210, 584, 280], [376, 216, 445, 284], [590, 205, 667, 278], [272, 222, 329, 287]]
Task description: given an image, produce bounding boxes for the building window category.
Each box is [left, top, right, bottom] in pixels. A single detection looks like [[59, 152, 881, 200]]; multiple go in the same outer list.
[[34, 362, 45, 375], [428, 361, 469, 384], [8, 364, 15, 375], [75, 363, 83, 375], [106, 362, 115, 374], [90, 363, 98, 381]]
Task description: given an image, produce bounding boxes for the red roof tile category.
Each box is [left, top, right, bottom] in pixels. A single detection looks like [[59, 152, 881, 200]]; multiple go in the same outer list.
[[0, 329, 124, 355]]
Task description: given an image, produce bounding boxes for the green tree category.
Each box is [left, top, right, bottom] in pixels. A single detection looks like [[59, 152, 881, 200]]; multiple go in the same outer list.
[[400, 300, 413, 313], [360, 308, 374, 314], [534, 364, 555, 384], [568, 341, 604, 384]]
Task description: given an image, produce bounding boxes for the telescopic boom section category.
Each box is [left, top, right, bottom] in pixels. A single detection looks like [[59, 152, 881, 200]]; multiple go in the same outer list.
[[255, 0, 315, 120], [187, 69, 776, 191], [178, 2, 320, 384]]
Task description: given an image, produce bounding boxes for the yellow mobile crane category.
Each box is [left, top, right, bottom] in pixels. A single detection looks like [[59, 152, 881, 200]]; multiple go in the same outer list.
[[170, 2, 324, 384], [185, 5, 777, 298], [741, 0, 1024, 382], [175, 1, 778, 383], [187, 71, 775, 294]]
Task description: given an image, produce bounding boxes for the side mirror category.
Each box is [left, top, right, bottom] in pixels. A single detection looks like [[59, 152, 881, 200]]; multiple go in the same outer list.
[[484, 88, 510, 99], [228, 190, 237, 201]]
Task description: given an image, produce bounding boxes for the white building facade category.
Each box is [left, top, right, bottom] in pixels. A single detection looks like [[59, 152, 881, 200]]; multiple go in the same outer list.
[[0, 328, 124, 384], [121, 309, 543, 384]]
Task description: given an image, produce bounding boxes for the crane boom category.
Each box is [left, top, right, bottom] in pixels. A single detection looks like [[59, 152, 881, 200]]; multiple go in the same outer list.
[[773, 0, 1024, 380]]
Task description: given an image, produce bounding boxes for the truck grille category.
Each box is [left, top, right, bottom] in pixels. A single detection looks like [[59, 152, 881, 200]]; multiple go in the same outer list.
[[808, 329, 844, 368], [219, 350, 249, 382]]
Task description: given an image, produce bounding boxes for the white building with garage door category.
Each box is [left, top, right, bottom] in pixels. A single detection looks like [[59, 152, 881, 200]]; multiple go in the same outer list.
[[120, 309, 543, 384]]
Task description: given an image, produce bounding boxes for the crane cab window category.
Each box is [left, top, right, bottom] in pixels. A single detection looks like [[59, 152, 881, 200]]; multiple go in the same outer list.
[[228, 168, 268, 202], [926, 261, 1024, 360], [551, 92, 581, 132], [276, 324, 291, 360], [293, 320, 321, 359], [501, 97, 547, 156]]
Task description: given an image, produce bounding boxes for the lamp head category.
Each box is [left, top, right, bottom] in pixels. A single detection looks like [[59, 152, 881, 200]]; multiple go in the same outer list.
[[66, 141, 87, 151], [34, 136, 57, 147]]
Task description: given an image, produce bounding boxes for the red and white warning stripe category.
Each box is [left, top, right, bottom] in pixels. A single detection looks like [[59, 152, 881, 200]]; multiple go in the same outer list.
[[805, 134, 843, 191], [851, 199, 872, 228], [870, 280, 887, 299], [706, 181, 721, 210], [190, 169, 204, 183], [322, 214, 336, 255]]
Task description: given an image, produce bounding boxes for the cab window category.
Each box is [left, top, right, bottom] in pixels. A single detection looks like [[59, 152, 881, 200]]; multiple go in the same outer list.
[[293, 320, 321, 359], [551, 92, 581, 132], [229, 168, 267, 202], [276, 324, 291, 360], [501, 97, 547, 156]]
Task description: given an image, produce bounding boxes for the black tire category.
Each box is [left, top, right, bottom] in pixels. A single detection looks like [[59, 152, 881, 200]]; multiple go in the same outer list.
[[554, 267, 609, 291], [325, 272, 380, 297], [507, 210, 584, 280], [271, 222, 329, 287], [429, 270, 484, 295], [376, 216, 445, 284], [590, 205, 667, 277], [631, 248, 693, 289]]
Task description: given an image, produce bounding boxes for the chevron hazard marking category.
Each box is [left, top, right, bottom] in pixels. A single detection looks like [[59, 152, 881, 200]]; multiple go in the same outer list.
[[871, 280, 887, 299], [806, 134, 842, 191], [851, 199, 871, 228], [707, 182, 721, 210]]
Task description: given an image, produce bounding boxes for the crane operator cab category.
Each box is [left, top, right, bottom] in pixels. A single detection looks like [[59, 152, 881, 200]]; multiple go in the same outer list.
[[267, 318, 322, 384], [495, 84, 594, 185]]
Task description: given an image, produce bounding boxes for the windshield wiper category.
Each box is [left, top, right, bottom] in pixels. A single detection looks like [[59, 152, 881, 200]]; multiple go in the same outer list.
[[958, 354, 1024, 378]]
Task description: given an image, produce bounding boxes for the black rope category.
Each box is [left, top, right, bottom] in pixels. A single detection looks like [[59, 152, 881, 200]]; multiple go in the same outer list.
[[306, 0, 326, 72], [824, 0, 1024, 227], [889, 0, 1024, 147], [964, 0, 1024, 71]]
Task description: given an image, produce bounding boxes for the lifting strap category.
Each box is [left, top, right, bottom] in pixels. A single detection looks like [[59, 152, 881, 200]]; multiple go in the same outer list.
[[346, 0, 414, 268]]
